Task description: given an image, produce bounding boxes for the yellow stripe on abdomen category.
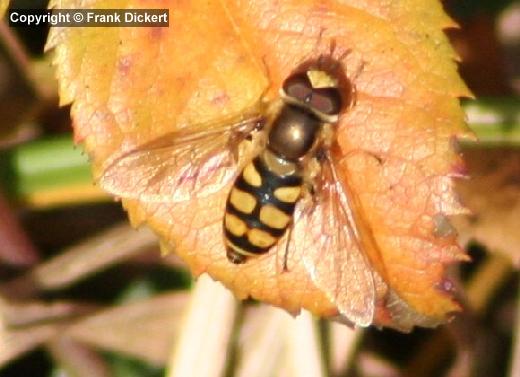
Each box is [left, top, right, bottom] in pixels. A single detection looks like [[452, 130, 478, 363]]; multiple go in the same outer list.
[[242, 162, 262, 187], [224, 213, 247, 236], [274, 185, 301, 202], [259, 204, 291, 229], [229, 187, 257, 214], [247, 228, 277, 248]]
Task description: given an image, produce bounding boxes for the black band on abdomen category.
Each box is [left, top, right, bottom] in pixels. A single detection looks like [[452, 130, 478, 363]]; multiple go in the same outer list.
[[224, 228, 270, 255]]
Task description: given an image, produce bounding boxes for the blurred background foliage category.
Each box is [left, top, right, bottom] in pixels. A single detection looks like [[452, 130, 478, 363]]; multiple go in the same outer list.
[[0, 0, 519, 376]]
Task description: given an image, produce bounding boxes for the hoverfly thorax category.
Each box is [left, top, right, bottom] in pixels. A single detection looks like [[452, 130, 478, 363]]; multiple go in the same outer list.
[[268, 69, 343, 161]]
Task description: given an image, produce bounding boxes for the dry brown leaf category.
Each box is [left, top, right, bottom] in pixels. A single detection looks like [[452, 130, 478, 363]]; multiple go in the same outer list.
[[167, 274, 236, 377], [0, 299, 70, 366], [0, 324, 60, 365], [32, 223, 157, 291], [47, 337, 111, 377], [235, 306, 289, 377], [0, 297, 99, 366], [237, 307, 327, 377], [453, 149, 520, 266], [66, 292, 188, 365], [0, 298, 94, 327]]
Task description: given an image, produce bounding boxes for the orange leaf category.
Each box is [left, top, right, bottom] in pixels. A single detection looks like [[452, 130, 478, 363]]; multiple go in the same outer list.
[[48, 0, 472, 331]]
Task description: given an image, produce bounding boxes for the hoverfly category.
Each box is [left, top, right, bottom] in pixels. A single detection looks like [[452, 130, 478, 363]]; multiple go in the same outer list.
[[100, 55, 376, 326]]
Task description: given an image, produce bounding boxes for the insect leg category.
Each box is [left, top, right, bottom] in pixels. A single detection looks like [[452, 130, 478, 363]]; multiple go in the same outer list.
[[227, 118, 265, 163], [282, 225, 293, 272]]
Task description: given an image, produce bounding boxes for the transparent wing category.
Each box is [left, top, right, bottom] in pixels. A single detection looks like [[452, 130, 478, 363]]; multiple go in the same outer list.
[[100, 117, 262, 202], [296, 151, 375, 326]]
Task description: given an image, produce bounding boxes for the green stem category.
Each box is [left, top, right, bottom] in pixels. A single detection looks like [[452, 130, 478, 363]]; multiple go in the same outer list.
[[462, 97, 520, 146], [0, 134, 94, 201]]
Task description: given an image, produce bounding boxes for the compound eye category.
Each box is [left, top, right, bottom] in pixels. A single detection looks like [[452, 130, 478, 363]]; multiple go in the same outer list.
[[283, 74, 313, 103], [309, 88, 342, 116]]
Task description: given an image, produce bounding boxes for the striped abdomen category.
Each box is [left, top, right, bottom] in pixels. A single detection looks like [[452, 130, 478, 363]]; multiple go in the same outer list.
[[224, 154, 302, 264]]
